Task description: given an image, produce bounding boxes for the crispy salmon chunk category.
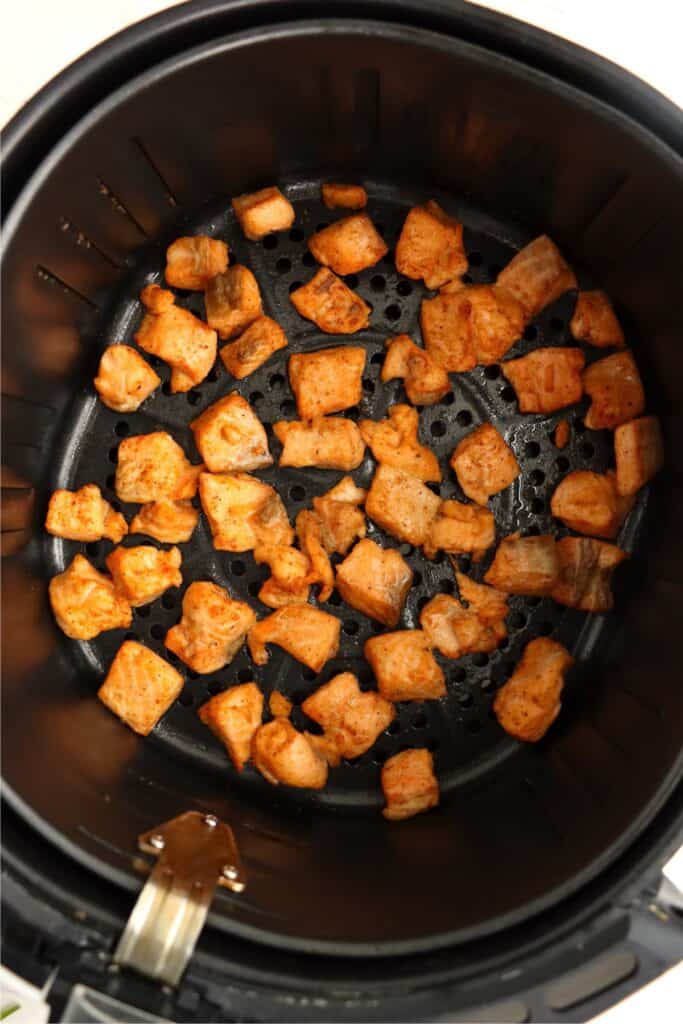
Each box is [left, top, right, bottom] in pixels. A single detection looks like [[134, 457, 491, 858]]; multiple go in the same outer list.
[[554, 420, 570, 449], [322, 183, 367, 210], [424, 500, 495, 562], [248, 606, 340, 672], [552, 537, 627, 612], [269, 691, 293, 718], [199, 472, 292, 551], [116, 432, 201, 504], [290, 268, 371, 334], [494, 637, 573, 742], [360, 405, 441, 482], [570, 290, 624, 348], [421, 284, 525, 370], [497, 235, 577, 319], [420, 572, 508, 659], [198, 682, 263, 771], [420, 291, 475, 373], [614, 416, 664, 496], [312, 477, 367, 555], [94, 345, 160, 412], [220, 316, 287, 379], [164, 235, 228, 291], [365, 464, 441, 546], [381, 334, 451, 406], [165, 581, 256, 674], [251, 719, 328, 789], [191, 393, 272, 473], [550, 470, 633, 539], [258, 576, 310, 609], [46, 484, 127, 543], [450, 424, 520, 505], [302, 672, 395, 760], [140, 283, 175, 314], [365, 630, 446, 701], [254, 543, 311, 592], [232, 186, 295, 240], [274, 417, 365, 471], [129, 499, 199, 544], [336, 538, 413, 627], [308, 213, 387, 275], [98, 641, 183, 736], [396, 200, 467, 289], [502, 348, 585, 414], [288, 346, 366, 419], [583, 350, 645, 430], [135, 296, 217, 393], [296, 510, 334, 601], [205, 265, 262, 341], [382, 748, 439, 821], [49, 554, 132, 640], [106, 545, 182, 607], [485, 534, 560, 595]]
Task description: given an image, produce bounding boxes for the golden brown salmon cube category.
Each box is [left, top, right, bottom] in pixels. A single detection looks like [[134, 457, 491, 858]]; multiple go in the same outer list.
[[614, 416, 664, 496], [49, 554, 132, 640], [232, 186, 295, 240], [289, 268, 371, 334], [94, 345, 160, 413], [106, 544, 182, 607], [46, 484, 128, 543], [140, 282, 175, 313], [288, 345, 365, 419], [422, 284, 525, 369], [191, 393, 272, 473], [198, 682, 263, 770], [269, 690, 293, 718], [550, 470, 632, 539], [258, 576, 310, 609], [381, 334, 451, 406], [494, 637, 573, 742], [336, 538, 413, 627], [302, 672, 395, 760], [135, 303, 217, 393], [450, 424, 520, 506], [296, 510, 334, 601], [322, 183, 367, 210], [129, 499, 199, 544], [205, 265, 262, 341], [365, 630, 446, 701], [382, 748, 439, 821], [248, 605, 340, 672], [420, 291, 477, 373], [305, 731, 343, 767], [396, 200, 467, 289], [220, 316, 287, 379], [164, 235, 229, 290], [583, 350, 645, 430], [554, 419, 570, 449], [165, 580, 256, 674], [366, 464, 441, 546], [360, 405, 441, 482], [420, 572, 508, 659], [253, 543, 311, 591], [308, 213, 388, 275], [312, 477, 366, 555], [116, 432, 202, 504], [497, 235, 577, 319], [502, 347, 585, 414], [424, 500, 495, 562], [251, 718, 328, 789], [570, 290, 624, 348], [551, 537, 627, 612], [199, 471, 293, 552], [98, 641, 183, 736], [484, 534, 559, 594], [274, 417, 365, 471]]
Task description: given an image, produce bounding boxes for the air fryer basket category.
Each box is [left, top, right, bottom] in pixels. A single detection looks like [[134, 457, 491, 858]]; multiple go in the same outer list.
[[2, 0, 683, 1004]]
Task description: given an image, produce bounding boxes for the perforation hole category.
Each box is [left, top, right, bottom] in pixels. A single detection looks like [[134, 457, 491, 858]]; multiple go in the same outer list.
[[248, 580, 261, 598], [438, 578, 455, 595], [451, 666, 466, 683], [442, 391, 455, 406], [231, 560, 246, 576], [263, 234, 278, 250], [150, 623, 165, 641], [207, 366, 219, 383], [526, 596, 543, 607], [525, 441, 541, 459], [574, 416, 586, 434], [106, 474, 116, 489], [523, 325, 538, 342], [162, 381, 173, 397], [555, 456, 570, 473], [207, 680, 222, 696], [384, 304, 401, 321], [531, 498, 545, 515], [509, 611, 527, 630], [417, 596, 430, 612], [345, 274, 359, 289], [86, 542, 100, 557], [186, 391, 201, 406], [467, 719, 482, 734], [397, 280, 412, 296], [249, 391, 264, 408], [179, 691, 194, 708], [115, 422, 130, 437], [269, 373, 284, 389], [501, 386, 517, 403], [538, 620, 554, 636], [136, 605, 151, 619], [371, 351, 384, 366], [412, 570, 423, 588], [371, 274, 386, 292], [530, 469, 545, 486], [289, 485, 306, 502], [550, 317, 564, 332], [161, 592, 177, 610], [387, 719, 401, 735], [237, 668, 252, 683], [328, 591, 342, 606], [484, 365, 500, 380], [458, 692, 473, 707], [289, 227, 304, 242], [456, 410, 473, 427], [363, 378, 375, 395], [472, 653, 489, 668], [372, 748, 389, 765], [276, 257, 292, 274], [302, 251, 316, 267], [580, 442, 595, 460], [108, 446, 118, 463], [302, 667, 317, 682], [280, 399, 296, 416], [411, 710, 428, 729], [430, 420, 446, 437]]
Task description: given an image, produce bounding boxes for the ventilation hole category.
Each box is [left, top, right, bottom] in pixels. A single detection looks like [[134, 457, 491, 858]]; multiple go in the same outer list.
[[580, 442, 595, 460], [384, 304, 401, 322], [370, 274, 387, 293], [276, 257, 292, 274], [106, 474, 116, 489], [417, 595, 430, 612], [412, 710, 428, 729], [427, 737, 440, 752], [530, 469, 546, 486], [550, 317, 564, 332], [484, 365, 500, 380], [302, 667, 317, 681], [488, 263, 502, 278], [501, 386, 517, 403], [574, 416, 586, 434], [439, 578, 455, 595], [302, 251, 316, 267], [108, 446, 118, 463], [162, 381, 173, 397], [249, 391, 264, 407], [161, 592, 177, 610], [468, 250, 482, 266], [430, 420, 446, 437], [472, 652, 489, 668], [509, 612, 527, 631], [115, 421, 130, 437], [187, 391, 201, 406], [237, 667, 252, 683], [289, 227, 304, 242], [372, 748, 389, 765], [288, 281, 303, 294], [363, 378, 375, 395], [458, 692, 473, 707], [387, 720, 401, 735], [451, 666, 466, 683], [371, 351, 384, 366], [538, 620, 554, 636], [248, 580, 261, 597], [499, 636, 509, 650], [280, 399, 296, 416], [345, 273, 359, 289], [125, 632, 139, 642], [150, 623, 165, 641], [433, 550, 446, 564], [555, 456, 570, 473], [456, 410, 473, 427], [209, 366, 221, 383], [208, 680, 222, 696], [86, 542, 100, 557], [397, 280, 413, 297], [531, 498, 545, 515], [399, 543, 414, 557], [526, 524, 541, 536], [269, 374, 285, 391], [524, 441, 541, 459], [263, 234, 278, 250], [526, 596, 543, 607], [442, 391, 456, 406], [136, 605, 151, 619], [179, 691, 194, 708], [231, 560, 246, 577], [523, 325, 538, 342], [467, 718, 482, 734], [289, 484, 306, 502], [413, 570, 423, 587]]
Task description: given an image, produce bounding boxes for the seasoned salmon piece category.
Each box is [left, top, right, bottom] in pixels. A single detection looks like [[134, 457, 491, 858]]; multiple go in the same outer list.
[[46, 484, 127, 543], [251, 719, 328, 789], [258, 576, 311, 609], [302, 672, 395, 760], [220, 316, 287, 379], [484, 534, 560, 594], [365, 464, 441, 546], [253, 543, 311, 591], [94, 345, 160, 412], [140, 283, 175, 314], [199, 471, 292, 552], [583, 350, 645, 430], [550, 470, 634, 539], [382, 748, 439, 821], [305, 731, 343, 768], [494, 637, 573, 742], [165, 581, 256, 674], [288, 346, 366, 419], [497, 235, 577, 319], [322, 183, 367, 210], [269, 690, 293, 718], [135, 299, 217, 393], [308, 213, 387, 276], [554, 419, 570, 449], [248, 605, 341, 672], [420, 291, 476, 373], [232, 186, 295, 241], [116, 432, 202, 504], [614, 416, 664, 496], [365, 630, 446, 701], [296, 510, 334, 602], [570, 290, 624, 348], [191, 393, 272, 473], [420, 573, 508, 659], [395, 200, 468, 289], [205, 265, 262, 341], [381, 334, 451, 406], [360, 405, 441, 482], [98, 641, 183, 736], [129, 499, 199, 544], [502, 348, 585, 414], [421, 284, 525, 370], [49, 554, 132, 640], [424, 500, 495, 562], [312, 477, 366, 555], [164, 235, 228, 290], [450, 424, 520, 506], [198, 682, 263, 771], [274, 417, 365, 471], [336, 538, 413, 627], [551, 536, 628, 612], [106, 544, 182, 607], [289, 268, 371, 334]]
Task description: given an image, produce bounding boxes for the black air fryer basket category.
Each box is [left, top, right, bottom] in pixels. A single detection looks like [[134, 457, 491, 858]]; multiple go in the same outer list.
[[2, 2, 683, 1021]]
